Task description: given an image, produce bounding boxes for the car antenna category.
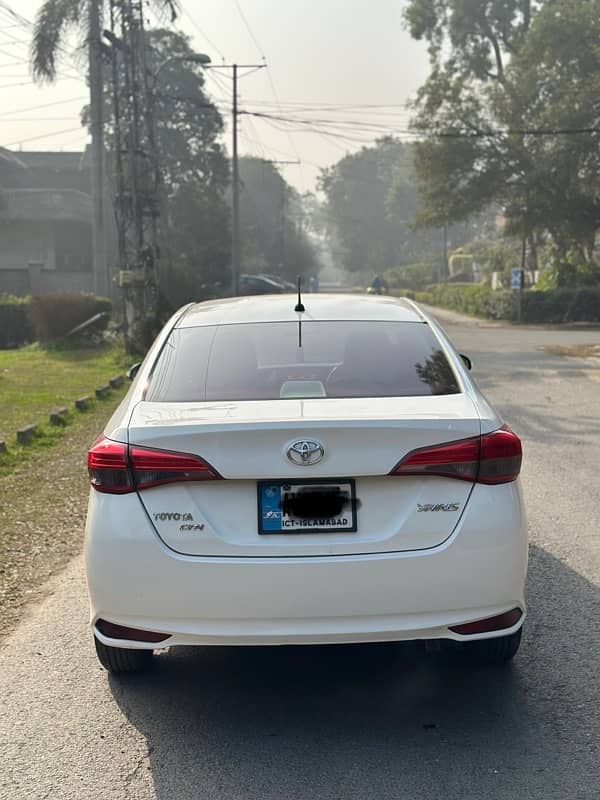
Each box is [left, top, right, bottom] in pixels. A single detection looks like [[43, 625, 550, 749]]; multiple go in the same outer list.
[[294, 275, 305, 313], [294, 275, 304, 348]]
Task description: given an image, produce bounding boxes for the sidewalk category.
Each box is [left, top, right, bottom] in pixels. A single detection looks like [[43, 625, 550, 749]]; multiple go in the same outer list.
[[416, 302, 600, 331], [416, 303, 504, 328]]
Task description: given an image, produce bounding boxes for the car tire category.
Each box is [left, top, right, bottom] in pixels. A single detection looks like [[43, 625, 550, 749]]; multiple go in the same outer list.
[[462, 627, 522, 664], [94, 636, 154, 674]]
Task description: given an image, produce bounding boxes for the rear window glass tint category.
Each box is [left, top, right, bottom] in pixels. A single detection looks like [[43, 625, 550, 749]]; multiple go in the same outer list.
[[145, 321, 461, 402]]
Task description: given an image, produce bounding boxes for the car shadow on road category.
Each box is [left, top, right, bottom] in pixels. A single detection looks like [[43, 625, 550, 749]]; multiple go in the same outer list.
[[108, 544, 600, 800], [491, 403, 600, 444]]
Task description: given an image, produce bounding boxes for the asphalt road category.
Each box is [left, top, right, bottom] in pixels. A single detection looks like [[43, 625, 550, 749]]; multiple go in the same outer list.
[[2, 314, 600, 800]]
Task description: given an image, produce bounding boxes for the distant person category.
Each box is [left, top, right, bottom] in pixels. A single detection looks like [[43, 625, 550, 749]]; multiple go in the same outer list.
[[309, 274, 320, 293], [370, 274, 387, 294]]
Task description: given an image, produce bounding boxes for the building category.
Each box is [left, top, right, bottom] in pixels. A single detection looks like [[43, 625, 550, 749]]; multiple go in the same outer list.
[[0, 148, 114, 297]]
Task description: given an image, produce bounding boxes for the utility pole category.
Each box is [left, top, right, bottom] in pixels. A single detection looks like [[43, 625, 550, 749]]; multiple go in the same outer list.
[[232, 64, 240, 297], [518, 228, 526, 324], [442, 222, 449, 282], [104, 0, 166, 350], [88, 0, 108, 297], [205, 63, 266, 296]]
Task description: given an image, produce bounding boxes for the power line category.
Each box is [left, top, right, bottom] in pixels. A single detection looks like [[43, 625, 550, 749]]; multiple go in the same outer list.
[[240, 132, 313, 165], [1, 125, 84, 148], [0, 95, 86, 118], [0, 1, 83, 80], [179, 3, 226, 62], [204, 69, 234, 105], [232, 0, 265, 60], [244, 110, 600, 140], [0, 76, 80, 89], [0, 80, 40, 89], [241, 119, 266, 159], [230, 0, 306, 190], [0, 117, 80, 121]]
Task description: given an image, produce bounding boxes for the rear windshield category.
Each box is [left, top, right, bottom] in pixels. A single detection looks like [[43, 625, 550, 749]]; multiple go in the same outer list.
[[145, 321, 461, 402]]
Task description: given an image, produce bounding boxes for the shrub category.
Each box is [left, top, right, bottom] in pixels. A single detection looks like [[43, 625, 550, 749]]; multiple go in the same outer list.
[[521, 288, 600, 323], [27, 293, 112, 342], [416, 283, 510, 319], [384, 260, 439, 291], [412, 283, 600, 323], [0, 294, 32, 348]]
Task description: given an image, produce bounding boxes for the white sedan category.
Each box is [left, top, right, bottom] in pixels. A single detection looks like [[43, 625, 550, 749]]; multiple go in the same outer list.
[[85, 294, 527, 673]]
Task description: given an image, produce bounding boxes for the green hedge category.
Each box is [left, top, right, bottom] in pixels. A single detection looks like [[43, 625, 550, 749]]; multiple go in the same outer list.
[[521, 288, 600, 323], [28, 293, 112, 342], [406, 284, 600, 324], [0, 295, 32, 348]]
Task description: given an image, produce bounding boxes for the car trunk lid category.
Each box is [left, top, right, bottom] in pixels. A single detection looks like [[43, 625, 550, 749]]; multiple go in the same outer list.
[[128, 395, 480, 557]]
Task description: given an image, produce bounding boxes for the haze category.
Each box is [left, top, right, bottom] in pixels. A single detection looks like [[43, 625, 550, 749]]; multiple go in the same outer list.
[[1, 0, 428, 191]]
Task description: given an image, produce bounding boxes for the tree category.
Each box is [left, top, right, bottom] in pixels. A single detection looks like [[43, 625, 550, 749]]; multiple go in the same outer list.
[[501, 0, 600, 272], [31, 0, 180, 307], [31, 0, 178, 81], [238, 157, 320, 282], [319, 137, 462, 276], [319, 138, 411, 274], [99, 27, 231, 309], [405, 0, 600, 280], [404, 0, 535, 85]]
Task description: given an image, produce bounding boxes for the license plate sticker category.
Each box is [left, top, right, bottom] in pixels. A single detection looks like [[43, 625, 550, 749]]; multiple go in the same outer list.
[[258, 479, 357, 535]]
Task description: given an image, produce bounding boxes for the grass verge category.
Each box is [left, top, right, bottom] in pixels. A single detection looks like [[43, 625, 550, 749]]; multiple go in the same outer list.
[[544, 344, 600, 359], [0, 342, 133, 477], [0, 342, 131, 446], [0, 390, 126, 642]]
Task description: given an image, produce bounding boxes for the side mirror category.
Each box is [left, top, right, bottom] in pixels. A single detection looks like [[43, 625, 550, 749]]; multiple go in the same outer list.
[[127, 362, 142, 381], [460, 354, 472, 371]]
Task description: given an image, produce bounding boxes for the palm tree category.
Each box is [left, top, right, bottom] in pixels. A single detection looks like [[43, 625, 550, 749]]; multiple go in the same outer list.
[[30, 0, 180, 297], [30, 0, 180, 82]]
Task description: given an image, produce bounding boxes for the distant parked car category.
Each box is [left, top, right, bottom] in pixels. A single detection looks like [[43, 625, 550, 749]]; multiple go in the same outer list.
[[257, 273, 297, 291], [239, 274, 287, 295]]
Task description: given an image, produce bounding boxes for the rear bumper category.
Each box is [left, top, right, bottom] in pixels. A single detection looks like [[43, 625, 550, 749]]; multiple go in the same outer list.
[[85, 483, 528, 648]]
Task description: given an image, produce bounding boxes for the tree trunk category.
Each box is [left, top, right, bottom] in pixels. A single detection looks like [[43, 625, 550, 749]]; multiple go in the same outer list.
[[527, 232, 538, 271], [88, 0, 108, 297]]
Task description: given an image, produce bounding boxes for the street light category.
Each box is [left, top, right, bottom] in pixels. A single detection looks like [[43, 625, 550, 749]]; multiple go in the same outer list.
[[152, 52, 211, 79]]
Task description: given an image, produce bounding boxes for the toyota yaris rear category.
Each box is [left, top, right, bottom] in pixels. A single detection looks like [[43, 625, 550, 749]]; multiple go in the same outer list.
[[85, 295, 527, 673]]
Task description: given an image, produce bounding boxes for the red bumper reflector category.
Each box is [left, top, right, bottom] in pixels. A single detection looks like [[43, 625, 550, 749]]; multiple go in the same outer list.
[[96, 619, 171, 644], [449, 608, 522, 636]]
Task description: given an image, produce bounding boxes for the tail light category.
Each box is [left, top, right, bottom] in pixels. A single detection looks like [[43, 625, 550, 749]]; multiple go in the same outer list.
[[390, 425, 522, 485], [88, 437, 133, 494], [88, 437, 221, 494], [478, 426, 523, 484], [129, 445, 221, 489]]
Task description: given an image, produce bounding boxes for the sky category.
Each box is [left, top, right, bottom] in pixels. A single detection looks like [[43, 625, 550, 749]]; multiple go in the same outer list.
[[0, 0, 430, 193]]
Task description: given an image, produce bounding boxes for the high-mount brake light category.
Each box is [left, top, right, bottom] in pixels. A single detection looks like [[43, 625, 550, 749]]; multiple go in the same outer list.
[[87, 438, 221, 494], [390, 425, 522, 485]]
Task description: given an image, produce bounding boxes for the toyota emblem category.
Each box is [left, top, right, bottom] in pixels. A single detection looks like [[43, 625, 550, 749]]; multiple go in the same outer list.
[[287, 440, 324, 466]]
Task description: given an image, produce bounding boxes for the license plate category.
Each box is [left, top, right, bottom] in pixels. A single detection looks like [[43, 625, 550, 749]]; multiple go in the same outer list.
[[258, 479, 357, 535]]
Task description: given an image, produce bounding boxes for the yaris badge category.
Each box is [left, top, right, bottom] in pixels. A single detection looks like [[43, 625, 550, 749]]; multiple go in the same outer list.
[[287, 440, 324, 466]]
